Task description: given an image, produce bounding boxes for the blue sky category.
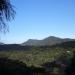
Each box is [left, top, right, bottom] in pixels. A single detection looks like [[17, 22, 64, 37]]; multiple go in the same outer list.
[[0, 0, 75, 44]]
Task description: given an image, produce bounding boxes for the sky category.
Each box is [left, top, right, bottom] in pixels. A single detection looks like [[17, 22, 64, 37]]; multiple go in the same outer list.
[[0, 0, 75, 44]]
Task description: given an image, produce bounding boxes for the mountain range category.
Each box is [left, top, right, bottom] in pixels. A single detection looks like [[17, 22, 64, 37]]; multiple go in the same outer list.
[[22, 36, 75, 46], [0, 36, 75, 51]]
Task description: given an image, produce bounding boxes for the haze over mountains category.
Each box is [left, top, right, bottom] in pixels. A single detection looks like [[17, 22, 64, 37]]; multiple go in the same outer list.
[[0, 36, 75, 51], [22, 36, 75, 46], [0, 36, 75, 46]]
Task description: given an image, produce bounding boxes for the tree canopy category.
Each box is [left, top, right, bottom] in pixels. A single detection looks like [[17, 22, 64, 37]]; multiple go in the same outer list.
[[0, 0, 15, 32]]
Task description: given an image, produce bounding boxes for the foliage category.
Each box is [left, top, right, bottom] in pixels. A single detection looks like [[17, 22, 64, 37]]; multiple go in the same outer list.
[[65, 52, 75, 75], [0, 45, 75, 75], [0, 57, 46, 75], [0, 0, 15, 32], [0, 46, 74, 67]]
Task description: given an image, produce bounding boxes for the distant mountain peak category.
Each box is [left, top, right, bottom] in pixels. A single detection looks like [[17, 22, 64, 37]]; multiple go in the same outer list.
[[43, 36, 62, 40], [49, 36, 59, 38], [27, 39, 39, 41], [22, 36, 75, 46], [0, 42, 4, 45]]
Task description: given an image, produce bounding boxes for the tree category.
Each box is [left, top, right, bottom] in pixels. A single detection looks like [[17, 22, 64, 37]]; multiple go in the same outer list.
[[0, 0, 15, 32], [65, 52, 75, 75]]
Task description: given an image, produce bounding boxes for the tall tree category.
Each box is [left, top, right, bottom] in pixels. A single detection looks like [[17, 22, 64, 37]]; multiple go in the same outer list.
[[0, 0, 15, 32]]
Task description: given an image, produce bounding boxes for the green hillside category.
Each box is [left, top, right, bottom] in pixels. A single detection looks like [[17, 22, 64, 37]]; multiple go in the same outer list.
[[0, 41, 75, 75], [0, 41, 75, 67], [22, 36, 75, 46]]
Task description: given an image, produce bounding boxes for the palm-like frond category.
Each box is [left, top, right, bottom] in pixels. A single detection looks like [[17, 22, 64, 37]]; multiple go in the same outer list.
[[0, 0, 15, 32]]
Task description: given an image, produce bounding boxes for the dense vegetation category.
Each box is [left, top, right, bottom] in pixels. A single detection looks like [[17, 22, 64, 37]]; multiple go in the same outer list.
[[0, 41, 75, 75], [0, 47, 73, 66]]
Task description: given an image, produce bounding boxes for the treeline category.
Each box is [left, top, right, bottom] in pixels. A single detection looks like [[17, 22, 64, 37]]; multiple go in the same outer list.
[[0, 41, 75, 51], [0, 44, 32, 51]]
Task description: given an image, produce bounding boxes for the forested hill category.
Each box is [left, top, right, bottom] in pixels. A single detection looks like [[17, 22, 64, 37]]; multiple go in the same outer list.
[[0, 41, 75, 51], [22, 36, 75, 46]]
